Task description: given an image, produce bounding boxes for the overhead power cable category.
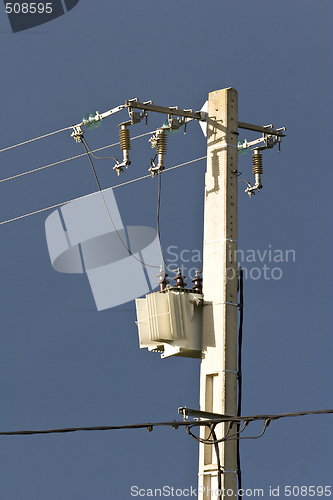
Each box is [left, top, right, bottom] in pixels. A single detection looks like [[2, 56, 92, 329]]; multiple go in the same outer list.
[[0, 103, 124, 155], [0, 156, 207, 226], [0, 409, 331, 437], [0, 131, 153, 185], [0, 126, 74, 154]]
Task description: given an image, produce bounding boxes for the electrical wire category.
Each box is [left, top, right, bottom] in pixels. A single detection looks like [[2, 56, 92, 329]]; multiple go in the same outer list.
[[0, 126, 74, 154], [0, 131, 153, 185], [80, 138, 119, 162], [185, 421, 234, 445], [211, 425, 223, 500], [80, 136, 160, 270], [237, 267, 244, 499], [0, 156, 206, 226], [186, 419, 250, 445], [156, 171, 178, 274], [236, 419, 271, 440], [0, 409, 331, 437]]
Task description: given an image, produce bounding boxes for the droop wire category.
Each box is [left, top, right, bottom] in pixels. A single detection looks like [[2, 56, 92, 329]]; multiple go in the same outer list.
[[80, 136, 160, 270]]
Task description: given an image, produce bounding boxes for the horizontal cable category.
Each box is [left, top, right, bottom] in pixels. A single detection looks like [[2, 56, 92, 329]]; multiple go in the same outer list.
[[0, 156, 206, 226], [0, 409, 331, 437], [0, 131, 153, 184], [0, 126, 74, 154]]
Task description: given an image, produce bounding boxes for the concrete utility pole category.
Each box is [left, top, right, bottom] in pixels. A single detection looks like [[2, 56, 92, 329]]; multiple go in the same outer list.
[[199, 87, 239, 499]]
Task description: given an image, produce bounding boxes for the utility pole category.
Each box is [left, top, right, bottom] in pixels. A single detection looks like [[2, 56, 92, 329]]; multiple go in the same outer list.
[[199, 87, 239, 499], [114, 88, 284, 497]]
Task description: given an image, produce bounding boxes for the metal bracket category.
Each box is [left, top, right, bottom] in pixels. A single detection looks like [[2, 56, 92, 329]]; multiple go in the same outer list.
[[71, 126, 84, 143], [125, 100, 205, 121], [238, 121, 286, 137], [178, 407, 234, 420]]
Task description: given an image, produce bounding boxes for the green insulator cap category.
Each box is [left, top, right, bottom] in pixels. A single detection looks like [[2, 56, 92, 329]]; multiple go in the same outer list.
[[237, 141, 248, 156], [161, 120, 181, 135], [83, 112, 102, 130]]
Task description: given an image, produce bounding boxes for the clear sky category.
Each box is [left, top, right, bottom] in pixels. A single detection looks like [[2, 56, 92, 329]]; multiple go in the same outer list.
[[0, 1, 332, 499]]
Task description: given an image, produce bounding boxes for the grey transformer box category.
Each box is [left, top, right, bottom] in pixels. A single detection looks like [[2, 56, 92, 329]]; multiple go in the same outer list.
[[135, 288, 203, 359]]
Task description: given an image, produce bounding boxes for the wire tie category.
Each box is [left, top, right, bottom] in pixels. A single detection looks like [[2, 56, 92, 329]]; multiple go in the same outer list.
[[213, 301, 239, 307], [205, 238, 238, 244], [198, 470, 237, 476]]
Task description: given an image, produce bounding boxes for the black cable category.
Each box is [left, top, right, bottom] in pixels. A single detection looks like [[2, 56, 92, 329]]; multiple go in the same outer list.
[[237, 267, 244, 500], [0, 410, 332, 437], [156, 171, 178, 274], [185, 421, 234, 445], [81, 136, 119, 162], [185, 420, 250, 445], [81, 137, 160, 270], [211, 425, 223, 500], [237, 419, 271, 440]]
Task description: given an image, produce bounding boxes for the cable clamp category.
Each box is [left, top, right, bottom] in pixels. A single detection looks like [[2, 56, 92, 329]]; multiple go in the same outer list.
[[71, 126, 84, 143]]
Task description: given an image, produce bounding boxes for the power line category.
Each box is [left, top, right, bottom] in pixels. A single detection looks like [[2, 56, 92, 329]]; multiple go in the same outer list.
[[0, 143, 118, 184], [0, 156, 207, 226], [0, 409, 331, 437], [0, 131, 153, 185], [0, 126, 74, 154]]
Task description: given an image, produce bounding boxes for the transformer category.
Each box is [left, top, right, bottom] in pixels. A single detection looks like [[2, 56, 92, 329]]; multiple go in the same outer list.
[[135, 288, 203, 359]]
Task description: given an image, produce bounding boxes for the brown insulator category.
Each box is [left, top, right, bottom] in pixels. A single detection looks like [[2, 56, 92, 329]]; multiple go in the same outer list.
[[252, 150, 263, 175], [156, 268, 169, 291], [156, 129, 167, 155], [173, 268, 186, 288], [119, 125, 131, 151], [192, 270, 203, 292]]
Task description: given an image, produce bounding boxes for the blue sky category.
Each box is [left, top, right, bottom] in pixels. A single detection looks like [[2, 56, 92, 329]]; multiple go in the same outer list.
[[0, 1, 332, 499]]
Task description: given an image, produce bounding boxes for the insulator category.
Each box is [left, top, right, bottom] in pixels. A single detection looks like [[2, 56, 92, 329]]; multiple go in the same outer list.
[[82, 112, 102, 130], [173, 268, 186, 289], [252, 150, 263, 175], [191, 270, 203, 293], [156, 129, 167, 171], [117, 124, 131, 170], [148, 129, 167, 175], [119, 125, 131, 152], [237, 140, 249, 156], [157, 267, 169, 291], [157, 129, 167, 155]]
